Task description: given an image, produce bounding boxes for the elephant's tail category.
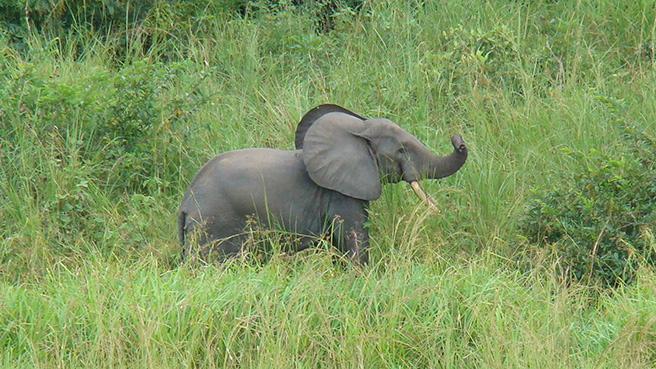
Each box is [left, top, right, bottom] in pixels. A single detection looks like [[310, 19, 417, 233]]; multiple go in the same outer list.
[[177, 211, 186, 247], [178, 210, 189, 263]]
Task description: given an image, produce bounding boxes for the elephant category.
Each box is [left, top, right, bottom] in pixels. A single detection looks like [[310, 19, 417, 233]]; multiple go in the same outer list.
[[177, 104, 468, 264]]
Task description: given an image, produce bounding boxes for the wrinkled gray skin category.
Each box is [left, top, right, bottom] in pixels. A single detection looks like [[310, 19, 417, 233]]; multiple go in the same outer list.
[[178, 104, 468, 264]]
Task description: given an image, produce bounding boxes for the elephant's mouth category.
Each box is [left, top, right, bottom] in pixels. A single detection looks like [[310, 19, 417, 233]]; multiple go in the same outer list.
[[409, 181, 439, 212]]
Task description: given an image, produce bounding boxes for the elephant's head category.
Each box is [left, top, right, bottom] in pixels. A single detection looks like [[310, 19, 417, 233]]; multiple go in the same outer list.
[[296, 105, 468, 207]]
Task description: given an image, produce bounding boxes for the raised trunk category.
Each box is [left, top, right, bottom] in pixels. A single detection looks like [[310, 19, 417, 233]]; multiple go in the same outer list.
[[407, 135, 467, 210], [421, 134, 468, 180]]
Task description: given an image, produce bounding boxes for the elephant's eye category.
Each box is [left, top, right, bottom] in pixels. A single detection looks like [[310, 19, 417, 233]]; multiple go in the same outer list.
[[397, 147, 408, 155]]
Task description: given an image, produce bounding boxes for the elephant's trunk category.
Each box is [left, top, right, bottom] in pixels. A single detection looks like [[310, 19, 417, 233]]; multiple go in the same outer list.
[[422, 134, 468, 180], [408, 134, 467, 210]]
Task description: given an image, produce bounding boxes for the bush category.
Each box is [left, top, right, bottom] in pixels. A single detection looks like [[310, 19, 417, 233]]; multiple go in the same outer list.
[[0, 57, 210, 194], [0, 57, 212, 271], [0, 0, 243, 34], [417, 24, 525, 99], [0, 0, 241, 60], [520, 124, 656, 287], [440, 25, 520, 89], [0, 1, 361, 60], [92, 60, 211, 194]]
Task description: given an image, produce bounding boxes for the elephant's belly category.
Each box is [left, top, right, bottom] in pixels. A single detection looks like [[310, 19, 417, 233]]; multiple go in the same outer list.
[[241, 200, 325, 236]]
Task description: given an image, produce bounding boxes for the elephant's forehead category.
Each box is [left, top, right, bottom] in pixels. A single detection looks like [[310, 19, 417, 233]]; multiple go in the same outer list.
[[368, 118, 410, 135], [381, 122, 422, 144]]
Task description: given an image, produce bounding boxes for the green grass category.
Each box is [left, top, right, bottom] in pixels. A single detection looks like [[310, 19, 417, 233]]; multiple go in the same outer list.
[[1, 0, 656, 367], [2, 255, 655, 368]]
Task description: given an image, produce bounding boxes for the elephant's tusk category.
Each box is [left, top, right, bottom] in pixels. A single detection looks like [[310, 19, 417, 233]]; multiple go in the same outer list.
[[409, 181, 439, 212]]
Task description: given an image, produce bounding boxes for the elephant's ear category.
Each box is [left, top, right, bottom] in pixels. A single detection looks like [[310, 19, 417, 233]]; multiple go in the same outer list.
[[295, 104, 366, 149], [302, 113, 381, 201]]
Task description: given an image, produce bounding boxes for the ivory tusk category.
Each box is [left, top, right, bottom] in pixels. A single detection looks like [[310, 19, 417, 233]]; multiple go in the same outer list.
[[409, 181, 439, 212]]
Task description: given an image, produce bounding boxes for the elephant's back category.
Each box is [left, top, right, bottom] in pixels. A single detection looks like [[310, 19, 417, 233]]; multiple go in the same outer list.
[[180, 148, 311, 214], [187, 148, 299, 183], [206, 148, 304, 181]]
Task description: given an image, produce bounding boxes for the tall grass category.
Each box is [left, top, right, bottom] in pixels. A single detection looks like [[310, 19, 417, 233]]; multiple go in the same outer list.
[[1, 0, 655, 367], [2, 254, 655, 368]]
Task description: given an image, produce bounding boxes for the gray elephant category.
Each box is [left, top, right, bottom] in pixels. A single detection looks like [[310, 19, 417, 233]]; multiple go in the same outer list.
[[177, 104, 468, 264]]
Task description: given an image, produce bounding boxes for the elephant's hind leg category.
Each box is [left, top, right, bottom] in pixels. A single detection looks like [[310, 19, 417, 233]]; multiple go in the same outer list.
[[182, 212, 253, 263]]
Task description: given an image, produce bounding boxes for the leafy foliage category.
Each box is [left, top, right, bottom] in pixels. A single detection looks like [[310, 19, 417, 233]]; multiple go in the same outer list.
[[2, 59, 209, 191], [520, 123, 656, 287], [436, 25, 521, 93], [0, 56, 210, 267]]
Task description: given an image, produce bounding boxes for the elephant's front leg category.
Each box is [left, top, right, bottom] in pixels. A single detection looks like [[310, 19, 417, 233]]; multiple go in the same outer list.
[[329, 205, 370, 265], [344, 223, 369, 265]]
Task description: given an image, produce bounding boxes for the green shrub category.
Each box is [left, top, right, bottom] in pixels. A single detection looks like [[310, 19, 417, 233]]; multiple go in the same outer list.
[[520, 124, 656, 287], [0, 0, 240, 60], [0, 57, 210, 267], [0, 1, 360, 60], [418, 24, 524, 98], [0, 0, 242, 34], [0, 58, 209, 222], [93, 60, 211, 194], [440, 25, 520, 86]]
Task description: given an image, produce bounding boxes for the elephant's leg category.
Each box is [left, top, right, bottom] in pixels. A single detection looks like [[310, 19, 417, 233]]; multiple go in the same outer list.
[[180, 219, 214, 263], [328, 205, 370, 265], [344, 223, 369, 265], [182, 213, 247, 262]]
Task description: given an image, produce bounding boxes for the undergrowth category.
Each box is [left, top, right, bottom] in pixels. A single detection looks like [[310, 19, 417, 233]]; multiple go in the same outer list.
[[521, 121, 656, 287]]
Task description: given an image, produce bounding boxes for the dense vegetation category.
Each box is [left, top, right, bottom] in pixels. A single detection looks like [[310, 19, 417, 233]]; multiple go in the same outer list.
[[1, 0, 655, 367]]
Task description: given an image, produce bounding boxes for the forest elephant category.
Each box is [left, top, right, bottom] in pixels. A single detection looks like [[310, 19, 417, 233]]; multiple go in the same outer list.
[[177, 104, 468, 264]]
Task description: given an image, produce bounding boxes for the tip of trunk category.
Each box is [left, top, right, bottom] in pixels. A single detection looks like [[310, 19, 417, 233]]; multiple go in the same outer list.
[[451, 134, 467, 154]]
